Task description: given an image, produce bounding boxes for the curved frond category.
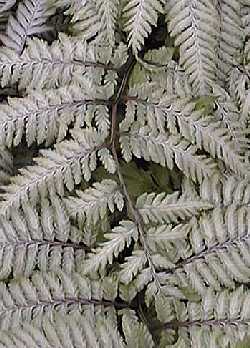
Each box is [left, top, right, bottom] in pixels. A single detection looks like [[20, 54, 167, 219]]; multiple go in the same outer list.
[[65, 179, 124, 226], [83, 220, 138, 274]]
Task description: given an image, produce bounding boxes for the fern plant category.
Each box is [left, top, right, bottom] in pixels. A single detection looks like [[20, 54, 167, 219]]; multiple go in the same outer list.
[[0, 0, 249, 347]]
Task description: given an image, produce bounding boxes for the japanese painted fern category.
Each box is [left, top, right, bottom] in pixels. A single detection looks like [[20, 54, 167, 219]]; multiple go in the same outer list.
[[0, 0, 249, 347]]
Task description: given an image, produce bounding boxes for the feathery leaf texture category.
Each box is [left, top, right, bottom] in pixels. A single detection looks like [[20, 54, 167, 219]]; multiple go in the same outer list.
[[0, 198, 87, 279], [0, 310, 124, 348], [217, 0, 245, 82], [0, 128, 114, 215], [0, 0, 15, 14], [159, 288, 250, 347], [167, 0, 219, 95], [0, 0, 249, 346], [0, 0, 57, 54], [0, 271, 120, 331], [136, 191, 213, 224], [69, 0, 120, 46], [65, 179, 124, 225], [0, 85, 110, 147], [123, 0, 164, 53], [120, 126, 219, 183], [83, 220, 138, 274], [0, 33, 123, 90]]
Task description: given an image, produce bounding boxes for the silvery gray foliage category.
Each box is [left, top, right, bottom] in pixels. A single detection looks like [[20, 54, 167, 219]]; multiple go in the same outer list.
[[0, 0, 249, 347]]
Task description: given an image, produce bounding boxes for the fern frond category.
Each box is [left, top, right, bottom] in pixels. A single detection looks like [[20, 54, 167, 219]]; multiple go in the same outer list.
[[119, 224, 191, 285], [123, 0, 164, 53], [136, 191, 213, 224], [200, 175, 250, 206], [96, 0, 119, 45], [1, 0, 57, 54], [217, 0, 244, 82], [119, 250, 146, 284], [122, 309, 154, 348], [169, 98, 248, 176], [164, 205, 250, 294], [213, 85, 249, 150], [0, 33, 120, 90], [65, 179, 124, 226], [242, 4, 250, 61], [167, 0, 219, 95], [68, 0, 101, 41], [83, 220, 138, 274], [1, 129, 114, 214], [161, 288, 250, 347], [0, 199, 87, 279], [123, 95, 248, 176], [7, 307, 124, 348], [0, 84, 110, 147], [0, 271, 120, 330], [120, 126, 218, 183], [70, 0, 120, 46]]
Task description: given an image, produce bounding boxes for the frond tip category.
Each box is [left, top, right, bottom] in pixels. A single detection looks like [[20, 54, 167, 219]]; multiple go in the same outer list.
[[123, 0, 164, 53]]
